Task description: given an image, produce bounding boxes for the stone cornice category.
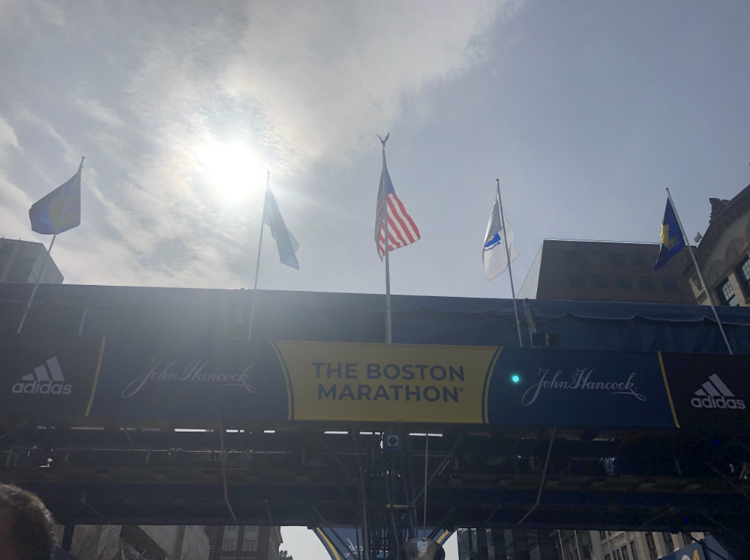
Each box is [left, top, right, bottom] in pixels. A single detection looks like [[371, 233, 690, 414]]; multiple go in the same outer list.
[[682, 184, 750, 279]]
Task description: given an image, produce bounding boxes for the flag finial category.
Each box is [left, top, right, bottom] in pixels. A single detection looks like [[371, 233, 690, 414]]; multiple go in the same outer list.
[[377, 133, 390, 149]]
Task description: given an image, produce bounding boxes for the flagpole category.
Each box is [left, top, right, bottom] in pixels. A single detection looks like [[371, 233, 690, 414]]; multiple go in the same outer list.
[[248, 172, 270, 341], [666, 188, 733, 355], [18, 157, 84, 334], [381, 137, 392, 344], [496, 179, 523, 348]]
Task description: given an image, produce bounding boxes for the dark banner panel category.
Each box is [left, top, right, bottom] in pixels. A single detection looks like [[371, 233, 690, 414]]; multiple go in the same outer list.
[[88, 338, 289, 420], [0, 334, 104, 417], [661, 353, 750, 430], [485, 349, 677, 428]]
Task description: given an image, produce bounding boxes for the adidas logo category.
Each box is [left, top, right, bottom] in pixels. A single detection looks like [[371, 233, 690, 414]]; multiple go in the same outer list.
[[11, 357, 72, 395], [691, 374, 745, 410]]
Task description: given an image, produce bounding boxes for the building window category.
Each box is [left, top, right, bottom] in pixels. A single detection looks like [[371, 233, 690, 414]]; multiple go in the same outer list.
[[737, 258, 750, 294], [638, 277, 655, 291], [564, 251, 581, 265], [223, 539, 238, 551], [591, 275, 608, 289], [661, 278, 679, 292], [599, 531, 607, 540], [631, 253, 648, 266], [568, 274, 585, 288], [621, 546, 630, 560], [609, 253, 625, 266], [614, 549, 622, 560], [630, 541, 639, 560], [663, 533, 674, 552], [605, 555, 611, 560], [243, 538, 258, 551], [615, 276, 632, 289], [586, 252, 601, 264], [244, 525, 260, 534], [225, 526, 239, 534], [717, 279, 738, 306], [645, 533, 657, 560]]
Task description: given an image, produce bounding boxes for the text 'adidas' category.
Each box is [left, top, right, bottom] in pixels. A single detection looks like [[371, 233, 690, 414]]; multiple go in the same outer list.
[[691, 373, 745, 410], [11, 357, 72, 396]]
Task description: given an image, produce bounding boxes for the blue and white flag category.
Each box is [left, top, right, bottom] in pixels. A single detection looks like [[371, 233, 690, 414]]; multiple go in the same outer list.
[[29, 165, 82, 234], [263, 185, 299, 269], [483, 193, 518, 280]]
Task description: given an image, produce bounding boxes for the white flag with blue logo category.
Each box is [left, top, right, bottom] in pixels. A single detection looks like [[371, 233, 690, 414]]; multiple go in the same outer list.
[[483, 193, 518, 280]]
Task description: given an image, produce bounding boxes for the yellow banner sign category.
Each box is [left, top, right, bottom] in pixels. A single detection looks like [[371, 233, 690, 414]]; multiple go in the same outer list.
[[275, 342, 501, 423]]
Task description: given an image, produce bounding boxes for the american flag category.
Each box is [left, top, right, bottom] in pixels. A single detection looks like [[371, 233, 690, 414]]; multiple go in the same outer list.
[[374, 155, 420, 259]]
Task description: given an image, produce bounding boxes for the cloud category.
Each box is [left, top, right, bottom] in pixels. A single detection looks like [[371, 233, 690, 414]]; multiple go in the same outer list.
[[0, 115, 19, 153], [0, 1, 522, 288]]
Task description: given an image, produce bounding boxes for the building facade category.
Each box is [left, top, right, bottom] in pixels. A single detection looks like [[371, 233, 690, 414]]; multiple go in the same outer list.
[[458, 528, 703, 560], [57, 524, 210, 560], [587, 530, 703, 560], [458, 528, 559, 560], [0, 238, 63, 284], [518, 239, 694, 304], [682, 186, 750, 307], [206, 525, 282, 560]]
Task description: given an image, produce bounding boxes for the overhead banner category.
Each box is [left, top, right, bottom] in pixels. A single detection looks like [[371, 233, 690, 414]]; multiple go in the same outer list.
[[0, 334, 104, 417], [484, 348, 676, 428], [661, 353, 750, 430], [88, 338, 290, 420], [1, 334, 749, 430], [276, 341, 497, 423]]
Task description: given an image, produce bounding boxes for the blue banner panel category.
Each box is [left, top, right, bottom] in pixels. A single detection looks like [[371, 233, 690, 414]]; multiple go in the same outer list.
[[661, 353, 750, 431], [485, 349, 677, 428], [0, 334, 104, 417], [88, 338, 289, 420]]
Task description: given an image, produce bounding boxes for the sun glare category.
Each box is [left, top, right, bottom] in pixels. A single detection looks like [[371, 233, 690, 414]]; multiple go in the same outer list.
[[196, 143, 267, 200]]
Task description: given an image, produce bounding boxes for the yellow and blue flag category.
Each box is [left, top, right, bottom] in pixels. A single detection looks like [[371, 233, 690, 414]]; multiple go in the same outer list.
[[29, 165, 82, 234], [654, 198, 685, 271]]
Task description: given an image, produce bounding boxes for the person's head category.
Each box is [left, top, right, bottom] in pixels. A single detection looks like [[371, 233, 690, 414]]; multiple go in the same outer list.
[[0, 483, 55, 560]]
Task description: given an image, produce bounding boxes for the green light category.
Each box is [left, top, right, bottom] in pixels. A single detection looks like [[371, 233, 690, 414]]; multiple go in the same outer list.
[[511, 374, 520, 384]]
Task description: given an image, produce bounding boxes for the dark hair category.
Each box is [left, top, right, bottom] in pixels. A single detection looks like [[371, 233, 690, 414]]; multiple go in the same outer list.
[[0, 483, 56, 560]]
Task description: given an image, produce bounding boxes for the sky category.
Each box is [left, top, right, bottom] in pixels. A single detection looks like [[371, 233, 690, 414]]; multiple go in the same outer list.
[[2, 1, 750, 557]]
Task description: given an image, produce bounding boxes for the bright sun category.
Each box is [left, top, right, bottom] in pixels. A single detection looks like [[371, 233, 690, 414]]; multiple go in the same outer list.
[[196, 142, 267, 200]]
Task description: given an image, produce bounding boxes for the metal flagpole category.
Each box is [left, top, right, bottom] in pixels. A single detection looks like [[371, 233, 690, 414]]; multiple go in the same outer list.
[[380, 136, 392, 344], [496, 179, 523, 348], [423, 435, 429, 538], [18, 157, 84, 334], [666, 188, 733, 355], [248, 172, 270, 341]]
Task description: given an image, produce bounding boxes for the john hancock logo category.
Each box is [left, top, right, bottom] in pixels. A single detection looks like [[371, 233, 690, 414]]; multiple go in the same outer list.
[[12, 357, 72, 395], [121, 359, 257, 398], [521, 367, 646, 406]]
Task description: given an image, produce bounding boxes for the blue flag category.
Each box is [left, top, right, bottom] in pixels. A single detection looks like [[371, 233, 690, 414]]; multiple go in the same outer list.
[[29, 166, 82, 234], [654, 198, 685, 271], [263, 185, 299, 269]]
